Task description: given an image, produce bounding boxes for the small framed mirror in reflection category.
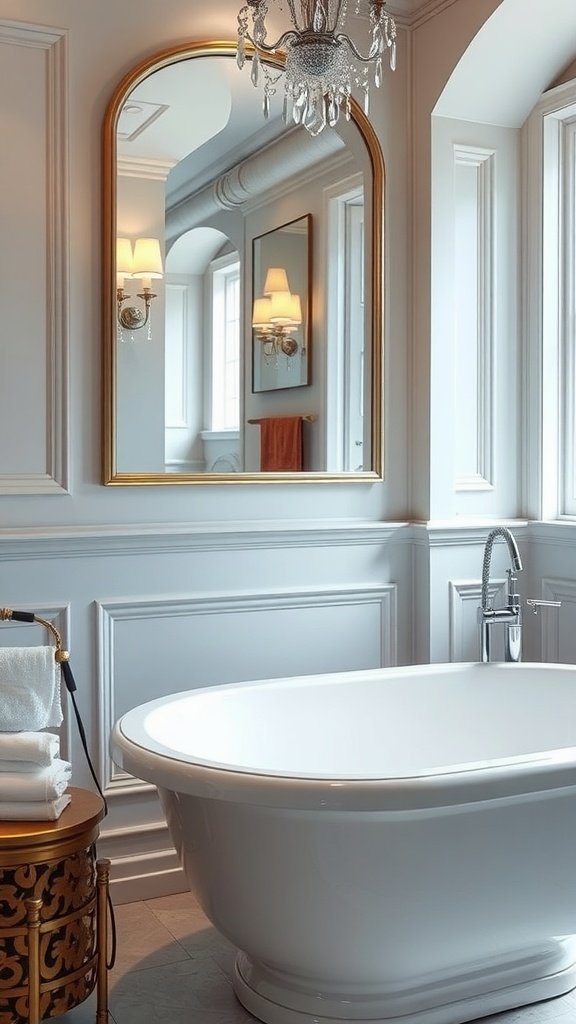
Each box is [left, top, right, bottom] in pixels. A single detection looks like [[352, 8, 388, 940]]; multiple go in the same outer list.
[[252, 215, 311, 394], [102, 41, 384, 483]]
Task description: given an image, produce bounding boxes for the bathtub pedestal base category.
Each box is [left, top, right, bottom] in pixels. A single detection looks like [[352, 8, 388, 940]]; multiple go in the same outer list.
[[233, 944, 576, 1024]]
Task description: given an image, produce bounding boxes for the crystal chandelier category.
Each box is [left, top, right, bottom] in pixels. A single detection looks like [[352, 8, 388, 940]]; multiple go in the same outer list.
[[237, 0, 397, 136]]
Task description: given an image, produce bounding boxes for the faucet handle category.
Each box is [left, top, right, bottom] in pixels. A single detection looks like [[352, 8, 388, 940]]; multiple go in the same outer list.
[[526, 598, 562, 615]]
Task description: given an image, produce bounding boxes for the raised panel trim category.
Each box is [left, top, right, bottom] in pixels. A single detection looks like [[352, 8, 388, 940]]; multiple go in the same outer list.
[[448, 578, 505, 662], [453, 145, 495, 493], [0, 21, 69, 495], [97, 584, 398, 797], [540, 577, 576, 662]]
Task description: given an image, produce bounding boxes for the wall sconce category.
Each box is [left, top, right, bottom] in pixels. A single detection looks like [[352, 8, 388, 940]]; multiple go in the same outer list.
[[116, 237, 163, 337], [252, 267, 302, 358]]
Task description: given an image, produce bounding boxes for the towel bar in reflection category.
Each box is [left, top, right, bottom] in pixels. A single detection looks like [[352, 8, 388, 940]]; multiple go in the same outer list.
[[247, 415, 317, 424]]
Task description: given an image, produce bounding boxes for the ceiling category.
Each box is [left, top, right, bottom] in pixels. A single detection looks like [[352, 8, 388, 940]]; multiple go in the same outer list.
[[435, 0, 576, 126], [118, 53, 287, 206]]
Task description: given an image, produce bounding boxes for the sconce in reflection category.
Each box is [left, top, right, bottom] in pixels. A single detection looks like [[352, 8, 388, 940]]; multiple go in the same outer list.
[[252, 267, 303, 358], [116, 237, 163, 339]]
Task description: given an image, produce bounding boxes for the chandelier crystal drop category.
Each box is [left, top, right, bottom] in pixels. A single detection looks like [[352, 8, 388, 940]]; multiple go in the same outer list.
[[237, 0, 397, 136]]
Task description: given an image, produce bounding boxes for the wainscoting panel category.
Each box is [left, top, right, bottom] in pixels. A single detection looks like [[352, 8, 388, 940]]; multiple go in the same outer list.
[[0, 522, 405, 902], [448, 578, 505, 662], [540, 577, 576, 664], [0, 21, 68, 493], [430, 117, 519, 519], [97, 583, 397, 797]]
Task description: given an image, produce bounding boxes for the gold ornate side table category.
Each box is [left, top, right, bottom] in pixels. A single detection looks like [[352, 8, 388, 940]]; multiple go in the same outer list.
[[0, 788, 110, 1024]]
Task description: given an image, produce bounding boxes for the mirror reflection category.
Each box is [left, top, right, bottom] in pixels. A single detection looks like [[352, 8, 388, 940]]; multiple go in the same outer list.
[[252, 216, 311, 394], [105, 43, 383, 482]]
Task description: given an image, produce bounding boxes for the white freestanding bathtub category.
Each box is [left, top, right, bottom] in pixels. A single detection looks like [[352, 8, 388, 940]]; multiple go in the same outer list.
[[111, 662, 576, 1024]]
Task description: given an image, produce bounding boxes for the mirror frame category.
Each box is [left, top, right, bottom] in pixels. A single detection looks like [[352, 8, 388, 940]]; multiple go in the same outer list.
[[102, 40, 384, 485], [252, 214, 312, 394]]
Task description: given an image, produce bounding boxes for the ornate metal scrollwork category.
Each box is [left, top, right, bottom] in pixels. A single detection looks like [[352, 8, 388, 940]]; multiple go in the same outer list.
[[0, 849, 98, 1024]]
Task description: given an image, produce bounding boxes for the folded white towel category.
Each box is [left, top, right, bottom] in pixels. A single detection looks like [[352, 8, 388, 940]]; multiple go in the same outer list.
[[0, 759, 71, 801], [0, 647, 62, 731], [0, 760, 50, 772], [0, 793, 71, 820], [0, 731, 60, 766]]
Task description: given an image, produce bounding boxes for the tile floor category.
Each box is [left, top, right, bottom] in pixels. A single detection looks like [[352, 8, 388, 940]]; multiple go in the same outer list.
[[58, 890, 576, 1024]]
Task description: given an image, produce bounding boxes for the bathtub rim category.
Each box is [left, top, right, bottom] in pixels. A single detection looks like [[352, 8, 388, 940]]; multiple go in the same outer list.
[[110, 662, 576, 812]]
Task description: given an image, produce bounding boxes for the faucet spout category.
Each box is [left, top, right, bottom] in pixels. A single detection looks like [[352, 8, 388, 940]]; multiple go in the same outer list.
[[481, 527, 522, 612], [479, 527, 523, 663]]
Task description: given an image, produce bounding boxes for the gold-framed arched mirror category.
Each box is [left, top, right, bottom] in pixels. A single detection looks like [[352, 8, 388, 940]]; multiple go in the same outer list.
[[102, 41, 384, 484]]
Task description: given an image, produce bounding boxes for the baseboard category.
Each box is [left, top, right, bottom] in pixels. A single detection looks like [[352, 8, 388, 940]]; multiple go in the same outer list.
[[111, 863, 187, 905], [100, 844, 188, 905]]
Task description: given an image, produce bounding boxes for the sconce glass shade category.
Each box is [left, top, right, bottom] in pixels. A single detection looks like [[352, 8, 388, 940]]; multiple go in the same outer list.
[[269, 290, 299, 324], [252, 296, 273, 327], [286, 293, 302, 325], [131, 237, 163, 279], [116, 237, 134, 276], [263, 266, 290, 295]]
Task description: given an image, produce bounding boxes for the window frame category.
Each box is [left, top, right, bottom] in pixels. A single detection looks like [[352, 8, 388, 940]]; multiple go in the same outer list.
[[524, 80, 576, 519], [206, 252, 241, 433]]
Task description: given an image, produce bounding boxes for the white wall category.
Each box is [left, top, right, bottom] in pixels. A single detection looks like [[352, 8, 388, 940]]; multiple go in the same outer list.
[[116, 173, 167, 470]]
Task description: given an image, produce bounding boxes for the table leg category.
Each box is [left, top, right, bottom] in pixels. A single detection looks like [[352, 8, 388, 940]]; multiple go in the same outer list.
[[96, 859, 111, 1024], [25, 897, 43, 1024]]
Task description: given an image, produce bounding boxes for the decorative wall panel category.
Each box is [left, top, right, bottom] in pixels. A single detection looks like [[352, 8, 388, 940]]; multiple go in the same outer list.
[[448, 578, 505, 662], [540, 577, 576, 664], [453, 145, 495, 493], [97, 584, 397, 796], [0, 21, 68, 493]]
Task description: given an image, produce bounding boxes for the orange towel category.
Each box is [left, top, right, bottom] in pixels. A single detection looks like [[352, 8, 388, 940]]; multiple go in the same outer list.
[[260, 417, 303, 472]]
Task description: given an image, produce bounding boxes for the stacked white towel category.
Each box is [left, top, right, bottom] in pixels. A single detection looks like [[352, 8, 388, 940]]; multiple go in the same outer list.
[[0, 645, 70, 820], [0, 731, 71, 820]]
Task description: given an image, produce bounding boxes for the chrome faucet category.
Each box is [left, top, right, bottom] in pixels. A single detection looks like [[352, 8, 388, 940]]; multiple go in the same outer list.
[[479, 527, 523, 663]]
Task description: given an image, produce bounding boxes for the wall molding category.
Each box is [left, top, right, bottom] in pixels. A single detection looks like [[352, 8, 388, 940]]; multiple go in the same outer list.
[[0, 21, 69, 495], [0, 519, 544, 558], [529, 520, 576, 545], [453, 145, 495, 493], [413, 520, 529, 548], [387, 0, 460, 29], [0, 520, 411, 558], [97, 583, 397, 798], [117, 155, 174, 180], [448, 578, 504, 662], [540, 577, 575, 662]]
